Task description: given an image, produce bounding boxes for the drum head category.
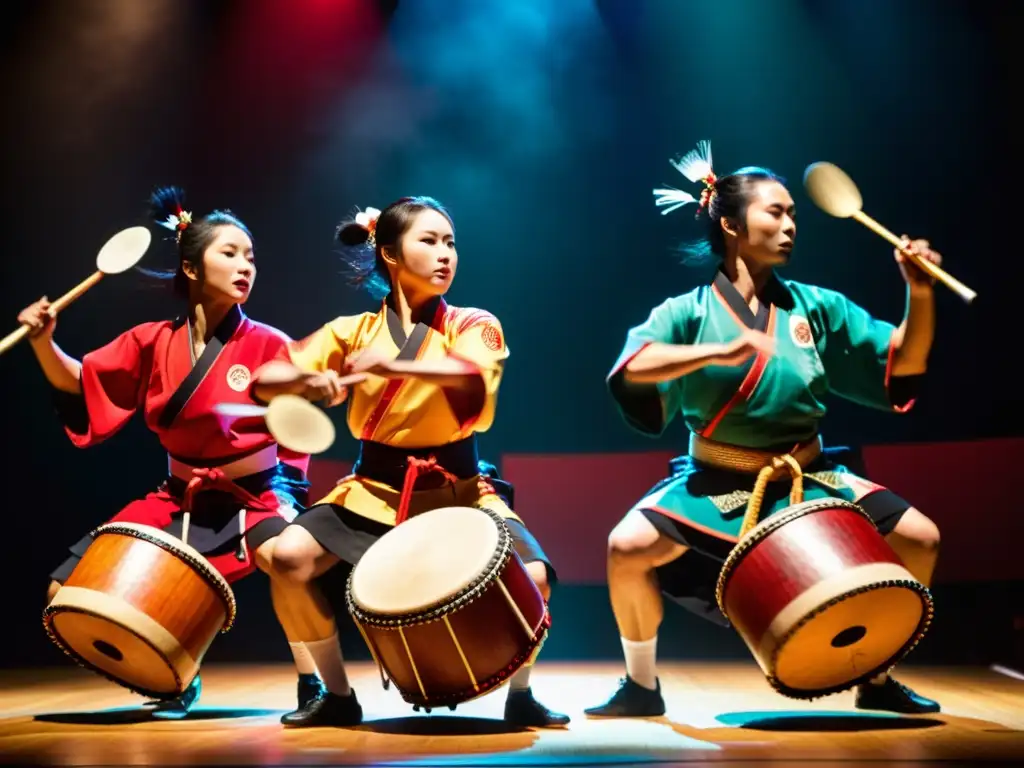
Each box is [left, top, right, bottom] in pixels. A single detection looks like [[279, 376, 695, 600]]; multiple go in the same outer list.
[[47, 608, 183, 696], [96, 226, 152, 274], [774, 583, 928, 694], [350, 507, 501, 616]]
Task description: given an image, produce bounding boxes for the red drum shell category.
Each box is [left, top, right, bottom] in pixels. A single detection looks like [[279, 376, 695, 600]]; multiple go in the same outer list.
[[717, 499, 933, 699], [346, 507, 549, 710]]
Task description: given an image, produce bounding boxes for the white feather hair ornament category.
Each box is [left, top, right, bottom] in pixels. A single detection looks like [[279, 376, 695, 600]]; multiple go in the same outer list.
[[158, 209, 193, 242], [652, 140, 719, 219], [652, 187, 698, 216], [354, 206, 381, 246]]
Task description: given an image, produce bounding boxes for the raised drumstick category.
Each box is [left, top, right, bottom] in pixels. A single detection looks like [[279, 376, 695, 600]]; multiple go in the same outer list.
[[803, 162, 976, 304], [0, 226, 153, 356], [215, 395, 337, 455]]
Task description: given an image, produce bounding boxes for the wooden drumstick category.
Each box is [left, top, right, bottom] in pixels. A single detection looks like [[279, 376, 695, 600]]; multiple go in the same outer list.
[[803, 162, 977, 304], [0, 226, 153, 356], [214, 395, 337, 455]]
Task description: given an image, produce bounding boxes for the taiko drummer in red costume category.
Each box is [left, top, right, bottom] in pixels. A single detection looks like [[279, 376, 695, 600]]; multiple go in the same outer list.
[[253, 196, 568, 728], [19, 187, 335, 719]]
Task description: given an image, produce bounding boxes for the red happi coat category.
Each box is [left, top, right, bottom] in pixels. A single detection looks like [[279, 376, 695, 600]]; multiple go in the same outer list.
[[61, 305, 309, 581]]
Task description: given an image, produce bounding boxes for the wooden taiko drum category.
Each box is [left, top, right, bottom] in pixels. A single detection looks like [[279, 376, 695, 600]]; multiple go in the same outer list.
[[43, 523, 236, 699], [716, 498, 933, 699], [346, 506, 549, 711]]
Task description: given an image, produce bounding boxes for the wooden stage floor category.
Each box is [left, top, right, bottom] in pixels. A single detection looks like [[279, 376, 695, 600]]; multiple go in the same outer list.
[[1, 662, 1022, 766]]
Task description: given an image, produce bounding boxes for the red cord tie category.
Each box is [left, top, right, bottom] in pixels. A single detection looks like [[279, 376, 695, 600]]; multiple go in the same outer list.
[[182, 467, 274, 514], [395, 456, 459, 526]]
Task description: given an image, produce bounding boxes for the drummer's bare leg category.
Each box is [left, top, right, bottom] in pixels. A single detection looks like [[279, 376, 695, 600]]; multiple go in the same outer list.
[[856, 507, 941, 714], [504, 562, 570, 728], [253, 537, 328, 710], [585, 509, 685, 718], [46, 580, 61, 603], [271, 525, 363, 727], [885, 507, 941, 588]]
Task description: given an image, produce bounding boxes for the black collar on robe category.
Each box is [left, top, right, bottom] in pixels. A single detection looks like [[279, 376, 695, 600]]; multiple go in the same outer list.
[[158, 304, 245, 429], [712, 268, 794, 332], [383, 293, 443, 361]]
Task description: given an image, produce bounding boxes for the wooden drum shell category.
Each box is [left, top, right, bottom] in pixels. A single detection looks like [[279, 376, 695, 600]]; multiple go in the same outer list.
[[43, 523, 235, 700], [347, 510, 549, 710], [717, 499, 933, 699]]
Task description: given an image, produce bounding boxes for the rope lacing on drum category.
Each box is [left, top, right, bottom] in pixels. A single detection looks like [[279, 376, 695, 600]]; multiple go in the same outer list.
[[739, 453, 804, 538], [395, 457, 459, 526], [182, 467, 276, 562]]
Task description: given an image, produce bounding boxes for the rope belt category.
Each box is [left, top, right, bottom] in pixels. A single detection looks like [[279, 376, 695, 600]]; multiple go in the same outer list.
[[689, 434, 821, 538]]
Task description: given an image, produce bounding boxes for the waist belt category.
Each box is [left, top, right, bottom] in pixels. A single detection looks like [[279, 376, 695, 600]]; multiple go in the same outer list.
[[169, 444, 279, 483], [353, 436, 479, 489], [689, 433, 822, 476]]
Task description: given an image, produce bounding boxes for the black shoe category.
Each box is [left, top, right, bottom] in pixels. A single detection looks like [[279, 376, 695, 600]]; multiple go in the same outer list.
[[281, 689, 362, 727], [146, 674, 202, 720], [584, 676, 665, 717], [855, 676, 941, 714], [504, 687, 570, 728], [298, 673, 326, 709]]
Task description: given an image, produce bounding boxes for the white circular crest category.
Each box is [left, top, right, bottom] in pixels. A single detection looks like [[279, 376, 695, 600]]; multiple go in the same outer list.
[[789, 315, 814, 349], [226, 364, 252, 392]]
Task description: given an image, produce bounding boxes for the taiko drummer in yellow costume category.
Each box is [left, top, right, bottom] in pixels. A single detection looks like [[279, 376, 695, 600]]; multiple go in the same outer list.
[[253, 196, 568, 728]]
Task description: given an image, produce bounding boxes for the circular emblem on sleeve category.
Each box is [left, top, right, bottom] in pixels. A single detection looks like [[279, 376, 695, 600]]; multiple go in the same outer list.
[[481, 324, 503, 352], [789, 315, 814, 348], [226, 364, 252, 392]]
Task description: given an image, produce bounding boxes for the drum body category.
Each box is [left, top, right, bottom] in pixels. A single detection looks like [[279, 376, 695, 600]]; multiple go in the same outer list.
[[43, 523, 236, 699], [346, 506, 549, 710], [716, 499, 933, 699]]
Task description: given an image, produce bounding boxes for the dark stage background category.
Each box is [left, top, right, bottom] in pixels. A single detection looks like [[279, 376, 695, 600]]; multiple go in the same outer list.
[[1, 0, 1020, 671]]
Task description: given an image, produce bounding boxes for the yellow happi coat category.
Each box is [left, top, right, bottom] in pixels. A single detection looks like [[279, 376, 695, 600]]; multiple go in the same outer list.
[[287, 295, 519, 526]]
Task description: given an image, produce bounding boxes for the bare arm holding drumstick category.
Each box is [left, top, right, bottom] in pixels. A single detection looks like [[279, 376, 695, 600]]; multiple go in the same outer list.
[[17, 297, 82, 394], [253, 360, 364, 407], [890, 237, 940, 377], [622, 330, 776, 385]]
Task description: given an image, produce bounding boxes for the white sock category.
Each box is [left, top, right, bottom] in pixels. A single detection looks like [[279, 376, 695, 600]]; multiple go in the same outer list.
[[622, 636, 658, 691], [289, 642, 317, 676], [509, 664, 532, 692], [304, 634, 351, 696], [870, 670, 889, 686]]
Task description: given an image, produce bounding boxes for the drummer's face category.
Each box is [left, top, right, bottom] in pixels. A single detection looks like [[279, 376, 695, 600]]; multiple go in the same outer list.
[[740, 181, 796, 267], [393, 209, 457, 298], [200, 225, 256, 303]]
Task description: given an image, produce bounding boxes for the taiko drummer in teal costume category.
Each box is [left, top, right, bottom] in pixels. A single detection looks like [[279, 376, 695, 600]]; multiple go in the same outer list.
[[585, 141, 943, 718]]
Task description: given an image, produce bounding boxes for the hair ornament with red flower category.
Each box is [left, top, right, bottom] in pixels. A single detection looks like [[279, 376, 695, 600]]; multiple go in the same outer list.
[[653, 139, 718, 218], [354, 206, 381, 247], [151, 186, 194, 243]]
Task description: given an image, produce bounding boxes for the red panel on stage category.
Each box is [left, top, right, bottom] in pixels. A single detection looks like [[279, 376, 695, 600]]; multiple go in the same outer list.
[[863, 438, 1024, 583], [306, 439, 1023, 585], [496, 453, 675, 585]]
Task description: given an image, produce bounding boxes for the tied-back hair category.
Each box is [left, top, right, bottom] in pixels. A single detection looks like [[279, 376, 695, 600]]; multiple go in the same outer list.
[[335, 195, 453, 301], [683, 167, 786, 263], [139, 186, 253, 299], [653, 141, 785, 264]]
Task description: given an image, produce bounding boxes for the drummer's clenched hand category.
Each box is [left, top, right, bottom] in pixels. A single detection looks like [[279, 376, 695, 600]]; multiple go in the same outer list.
[[18, 296, 56, 341], [895, 235, 942, 293], [718, 327, 776, 367], [302, 369, 347, 407], [344, 349, 394, 377]]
